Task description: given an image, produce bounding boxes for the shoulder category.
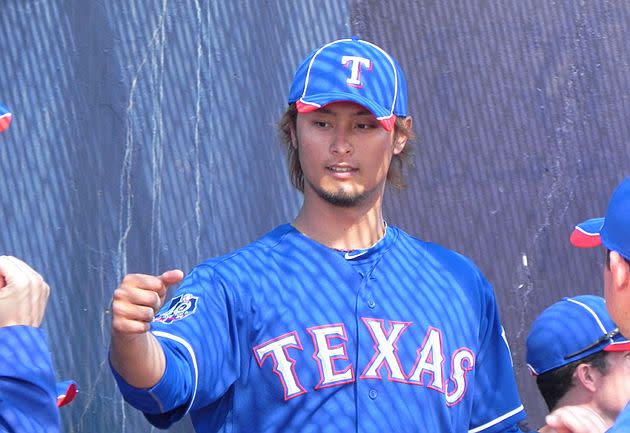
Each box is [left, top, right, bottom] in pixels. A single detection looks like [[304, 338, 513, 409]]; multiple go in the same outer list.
[[182, 224, 298, 286], [611, 403, 630, 431], [390, 227, 494, 308], [198, 224, 294, 267], [392, 226, 485, 278]]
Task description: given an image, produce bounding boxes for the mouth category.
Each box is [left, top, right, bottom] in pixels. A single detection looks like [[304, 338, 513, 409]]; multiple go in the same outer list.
[[327, 165, 357, 174]]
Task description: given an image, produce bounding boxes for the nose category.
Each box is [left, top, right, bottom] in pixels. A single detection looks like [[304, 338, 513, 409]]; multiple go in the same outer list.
[[330, 126, 353, 155]]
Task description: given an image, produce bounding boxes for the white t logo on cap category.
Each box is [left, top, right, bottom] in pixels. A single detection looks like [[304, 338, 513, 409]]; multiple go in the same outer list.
[[342, 56, 372, 88]]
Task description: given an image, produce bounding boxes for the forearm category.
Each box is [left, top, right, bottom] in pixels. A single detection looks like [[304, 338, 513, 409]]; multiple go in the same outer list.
[[109, 330, 165, 389], [0, 327, 60, 431]]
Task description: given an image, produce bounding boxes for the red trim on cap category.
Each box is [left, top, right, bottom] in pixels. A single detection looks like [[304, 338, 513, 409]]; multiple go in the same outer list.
[[379, 115, 396, 132], [296, 100, 320, 113], [296, 100, 396, 132], [604, 341, 630, 352], [57, 382, 78, 407], [570, 227, 602, 248], [0, 113, 12, 133]]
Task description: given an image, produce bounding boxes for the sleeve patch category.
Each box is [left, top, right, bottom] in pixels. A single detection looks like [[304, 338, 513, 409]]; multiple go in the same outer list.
[[154, 294, 199, 324]]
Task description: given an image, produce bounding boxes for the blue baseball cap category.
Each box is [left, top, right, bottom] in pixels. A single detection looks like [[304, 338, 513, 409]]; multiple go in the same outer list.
[[288, 37, 408, 131], [570, 177, 630, 260], [526, 295, 630, 375], [0, 103, 12, 133]]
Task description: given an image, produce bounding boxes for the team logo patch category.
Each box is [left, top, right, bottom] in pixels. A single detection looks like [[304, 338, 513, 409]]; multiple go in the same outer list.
[[154, 294, 199, 324]]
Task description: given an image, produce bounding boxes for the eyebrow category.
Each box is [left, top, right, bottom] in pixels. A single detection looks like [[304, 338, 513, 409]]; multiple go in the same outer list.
[[317, 107, 372, 116]]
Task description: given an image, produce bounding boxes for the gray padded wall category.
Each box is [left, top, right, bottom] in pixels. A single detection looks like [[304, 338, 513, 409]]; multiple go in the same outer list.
[[355, 1, 630, 428], [1, 1, 628, 431]]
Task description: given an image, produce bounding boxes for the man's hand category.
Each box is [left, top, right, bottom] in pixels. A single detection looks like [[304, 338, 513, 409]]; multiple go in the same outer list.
[[109, 269, 184, 389], [111, 270, 184, 336], [0, 256, 50, 327], [545, 405, 608, 433]]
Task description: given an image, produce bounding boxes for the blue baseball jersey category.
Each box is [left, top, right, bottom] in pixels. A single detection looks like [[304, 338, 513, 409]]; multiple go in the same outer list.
[[0, 326, 60, 432], [608, 403, 630, 433], [113, 224, 525, 432]]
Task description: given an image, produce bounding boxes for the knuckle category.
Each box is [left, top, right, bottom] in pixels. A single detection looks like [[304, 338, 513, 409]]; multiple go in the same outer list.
[[112, 288, 126, 301], [121, 274, 139, 285], [111, 302, 124, 317]]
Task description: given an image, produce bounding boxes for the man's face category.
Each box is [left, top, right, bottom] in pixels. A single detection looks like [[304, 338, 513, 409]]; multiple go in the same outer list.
[[604, 252, 630, 337], [294, 101, 405, 208], [593, 351, 630, 422]]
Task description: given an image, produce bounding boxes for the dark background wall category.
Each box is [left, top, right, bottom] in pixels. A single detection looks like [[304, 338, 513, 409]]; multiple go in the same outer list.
[[0, 1, 628, 431]]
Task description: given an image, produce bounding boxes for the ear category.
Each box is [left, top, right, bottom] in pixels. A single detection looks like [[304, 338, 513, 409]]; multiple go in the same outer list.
[[573, 363, 599, 393], [392, 116, 412, 155], [610, 252, 630, 292]]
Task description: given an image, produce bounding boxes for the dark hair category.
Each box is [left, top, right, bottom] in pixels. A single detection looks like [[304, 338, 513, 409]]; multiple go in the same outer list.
[[278, 103, 415, 192], [536, 351, 609, 411]]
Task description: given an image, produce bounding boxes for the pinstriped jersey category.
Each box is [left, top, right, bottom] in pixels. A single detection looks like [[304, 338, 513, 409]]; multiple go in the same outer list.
[[113, 224, 526, 432], [609, 403, 630, 433]]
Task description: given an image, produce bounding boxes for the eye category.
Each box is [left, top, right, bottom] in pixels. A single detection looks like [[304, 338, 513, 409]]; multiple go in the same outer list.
[[356, 122, 378, 130], [313, 120, 330, 128]]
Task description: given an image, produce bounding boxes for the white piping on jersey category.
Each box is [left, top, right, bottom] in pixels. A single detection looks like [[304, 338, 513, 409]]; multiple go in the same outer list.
[[342, 222, 389, 261], [566, 298, 608, 334], [152, 331, 199, 415], [344, 250, 368, 260], [468, 404, 524, 433], [500, 326, 514, 367]]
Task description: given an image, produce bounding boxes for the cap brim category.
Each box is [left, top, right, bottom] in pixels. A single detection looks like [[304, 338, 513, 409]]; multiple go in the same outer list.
[[604, 340, 630, 352], [0, 112, 11, 133], [570, 217, 605, 248], [296, 94, 396, 131], [56, 380, 78, 407]]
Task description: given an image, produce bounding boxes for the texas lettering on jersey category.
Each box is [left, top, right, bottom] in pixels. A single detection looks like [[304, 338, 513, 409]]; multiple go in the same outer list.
[[253, 318, 475, 405]]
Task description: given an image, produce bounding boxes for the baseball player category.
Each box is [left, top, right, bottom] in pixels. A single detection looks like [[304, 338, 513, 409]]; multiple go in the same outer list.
[[0, 256, 59, 431], [110, 37, 526, 432], [546, 176, 630, 433], [526, 295, 630, 432]]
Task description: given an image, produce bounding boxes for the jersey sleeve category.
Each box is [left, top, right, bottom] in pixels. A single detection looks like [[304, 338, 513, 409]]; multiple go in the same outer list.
[[608, 403, 630, 433], [467, 267, 526, 433], [113, 263, 242, 428], [0, 326, 60, 432]]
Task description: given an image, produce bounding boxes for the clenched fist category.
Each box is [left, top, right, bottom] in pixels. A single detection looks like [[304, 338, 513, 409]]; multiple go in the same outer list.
[[111, 270, 184, 335], [0, 256, 51, 328]]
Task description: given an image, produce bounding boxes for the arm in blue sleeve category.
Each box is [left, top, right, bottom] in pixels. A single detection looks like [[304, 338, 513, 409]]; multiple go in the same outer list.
[[0, 326, 60, 432], [110, 336, 195, 428]]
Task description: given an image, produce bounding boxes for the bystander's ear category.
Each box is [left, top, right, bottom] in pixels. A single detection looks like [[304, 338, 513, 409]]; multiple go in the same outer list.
[[608, 251, 630, 337], [573, 363, 600, 394], [610, 252, 630, 292]]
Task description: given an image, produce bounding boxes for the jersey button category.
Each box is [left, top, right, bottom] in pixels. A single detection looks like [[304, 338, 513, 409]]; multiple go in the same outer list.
[[369, 389, 378, 399], [367, 299, 376, 309]]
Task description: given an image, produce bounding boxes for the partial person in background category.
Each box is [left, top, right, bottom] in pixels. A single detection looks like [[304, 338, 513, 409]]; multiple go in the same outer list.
[[0, 255, 59, 432], [526, 295, 630, 432], [109, 37, 527, 432], [546, 176, 630, 433]]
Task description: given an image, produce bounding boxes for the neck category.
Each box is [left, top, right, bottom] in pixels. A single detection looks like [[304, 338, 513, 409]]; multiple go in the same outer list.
[[293, 189, 386, 251]]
